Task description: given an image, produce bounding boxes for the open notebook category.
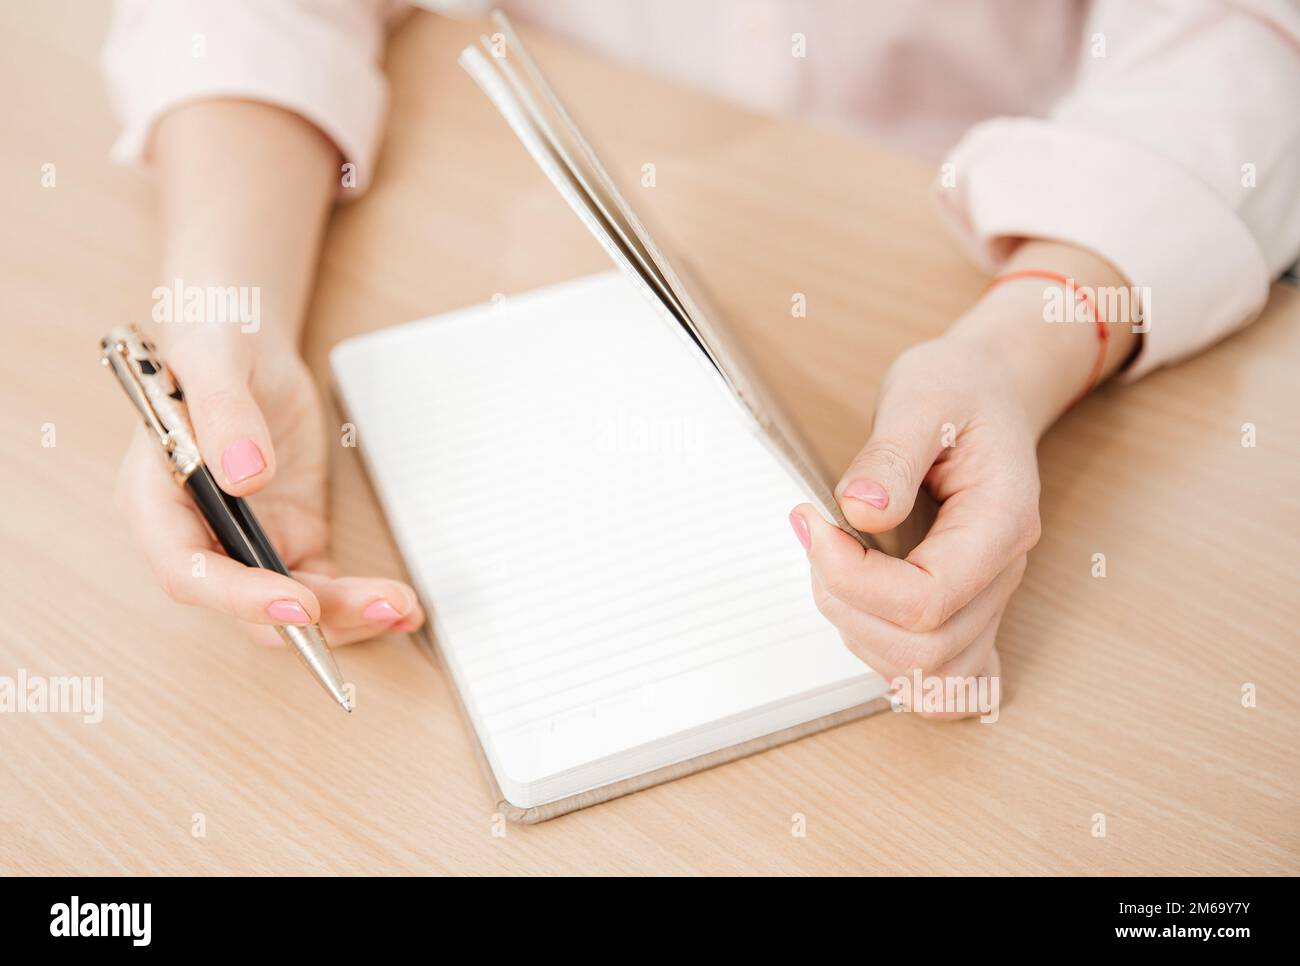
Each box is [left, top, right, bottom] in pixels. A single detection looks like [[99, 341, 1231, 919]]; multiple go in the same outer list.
[[331, 13, 926, 821]]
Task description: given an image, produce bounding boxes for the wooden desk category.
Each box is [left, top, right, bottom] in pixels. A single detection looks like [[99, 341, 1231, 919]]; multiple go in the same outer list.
[[1, 4, 1296, 875]]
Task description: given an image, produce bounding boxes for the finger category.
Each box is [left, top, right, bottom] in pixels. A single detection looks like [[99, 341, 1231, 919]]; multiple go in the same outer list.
[[834, 385, 948, 533], [809, 558, 1020, 678], [794, 504, 946, 632], [809, 569, 907, 680], [292, 572, 425, 632], [167, 338, 276, 497], [897, 630, 1003, 721], [240, 604, 425, 648], [116, 424, 211, 548], [119, 426, 320, 624], [242, 620, 392, 648], [904, 478, 1039, 620], [239, 573, 426, 648], [927, 610, 1002, 681], [798, 475, 1036, 632]]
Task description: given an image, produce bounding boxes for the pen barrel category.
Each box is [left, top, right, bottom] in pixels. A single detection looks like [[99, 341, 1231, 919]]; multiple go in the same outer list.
[[184, 465, 291, 577], [185, 464, 351, 711]]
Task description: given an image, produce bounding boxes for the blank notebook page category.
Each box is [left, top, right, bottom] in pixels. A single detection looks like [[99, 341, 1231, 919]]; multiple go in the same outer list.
[[331, 272, 882, 807]]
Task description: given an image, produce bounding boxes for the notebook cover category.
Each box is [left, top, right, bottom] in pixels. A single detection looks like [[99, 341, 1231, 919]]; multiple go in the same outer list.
[[469, 12, 937, 558]]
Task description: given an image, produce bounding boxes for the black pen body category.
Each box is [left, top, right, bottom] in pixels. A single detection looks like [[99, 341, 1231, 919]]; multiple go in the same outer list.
[[184, 464, 291, 577]]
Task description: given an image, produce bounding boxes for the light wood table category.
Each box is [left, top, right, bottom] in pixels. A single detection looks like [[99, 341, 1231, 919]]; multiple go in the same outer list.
[[1, 4, 1296, 875]]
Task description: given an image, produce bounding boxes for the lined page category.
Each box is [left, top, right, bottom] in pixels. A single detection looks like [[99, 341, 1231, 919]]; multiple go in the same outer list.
[[332, 273, 882, 806]]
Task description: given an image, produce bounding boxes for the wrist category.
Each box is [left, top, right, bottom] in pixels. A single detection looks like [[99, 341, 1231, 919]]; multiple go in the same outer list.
[[948, 241, 1141, 436], [949, 283, 1089, 435], [151, 100, 337, 358]]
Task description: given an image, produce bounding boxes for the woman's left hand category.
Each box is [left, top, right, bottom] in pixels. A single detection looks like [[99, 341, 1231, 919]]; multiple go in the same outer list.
[[788, 241, 1140, 718], [789, 332, 1039, 717]]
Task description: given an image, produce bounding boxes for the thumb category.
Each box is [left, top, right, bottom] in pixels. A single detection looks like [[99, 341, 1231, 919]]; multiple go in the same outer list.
[[169, 341, 276, 496], [835, 395, 946, 534]]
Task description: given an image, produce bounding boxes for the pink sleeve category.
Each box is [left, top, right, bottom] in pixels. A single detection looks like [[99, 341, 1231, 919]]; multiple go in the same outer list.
[[101, 0, 401, 195], [936, 0, 1300, 380]]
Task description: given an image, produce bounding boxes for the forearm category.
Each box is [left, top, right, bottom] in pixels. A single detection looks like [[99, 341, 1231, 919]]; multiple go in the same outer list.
[[151, 99, 340, 353], [948, 240, 1142, 437]]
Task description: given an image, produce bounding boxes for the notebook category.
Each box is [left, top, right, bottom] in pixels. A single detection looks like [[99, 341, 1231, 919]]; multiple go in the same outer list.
[[330, 12, 928, 821]]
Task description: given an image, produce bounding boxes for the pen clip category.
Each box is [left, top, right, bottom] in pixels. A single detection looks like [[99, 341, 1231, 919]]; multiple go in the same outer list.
[[100, 325, 203, 481]]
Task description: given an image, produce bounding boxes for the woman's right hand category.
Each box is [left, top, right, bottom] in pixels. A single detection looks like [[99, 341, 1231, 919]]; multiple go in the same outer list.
[[115, 328, 425, 647]]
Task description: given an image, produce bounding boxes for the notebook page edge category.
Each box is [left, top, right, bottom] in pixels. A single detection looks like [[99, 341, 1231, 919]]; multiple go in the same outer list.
[[485, 13, 882, 552], [484, 33, 693, 331], [458, 45, 728, 385]]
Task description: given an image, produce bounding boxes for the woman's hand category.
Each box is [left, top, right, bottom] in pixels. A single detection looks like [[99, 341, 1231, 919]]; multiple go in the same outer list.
[[790, 240, 1140, 717], [113, 99, 422, 646], [116, 330, 425, 645], [790, 333, 1036, 714]]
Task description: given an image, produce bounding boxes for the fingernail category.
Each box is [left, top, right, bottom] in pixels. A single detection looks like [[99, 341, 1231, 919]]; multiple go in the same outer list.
[[267, 599, 310, 624], [362, 599, 402, 622], [788, 510, 811, 551], [222, 439, 266, 484], [842, 479, 890, 510]]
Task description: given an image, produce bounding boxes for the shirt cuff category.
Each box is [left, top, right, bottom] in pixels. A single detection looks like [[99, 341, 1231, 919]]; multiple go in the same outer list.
[[102, 0, 388, 196], [935, 117, 1273, 380]]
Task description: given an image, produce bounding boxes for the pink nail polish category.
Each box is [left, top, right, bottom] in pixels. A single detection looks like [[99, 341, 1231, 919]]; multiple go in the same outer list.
[[788, 510, 811, 551], [362, 599, 402, 622], [222, 439, 266, 484], [267, 599, 310, 624], [842, 479, 890, 510]]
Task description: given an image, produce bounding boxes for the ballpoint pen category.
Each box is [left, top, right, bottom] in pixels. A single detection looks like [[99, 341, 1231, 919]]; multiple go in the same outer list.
[[100, 325, 353, 713]]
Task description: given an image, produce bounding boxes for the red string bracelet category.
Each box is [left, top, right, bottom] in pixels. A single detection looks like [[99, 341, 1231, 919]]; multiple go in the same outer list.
[[986, 269, 1109, 408]]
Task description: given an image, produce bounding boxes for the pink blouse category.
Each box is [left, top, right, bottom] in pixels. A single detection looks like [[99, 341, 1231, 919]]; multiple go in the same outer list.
[[103, 0, 1300, 379]]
